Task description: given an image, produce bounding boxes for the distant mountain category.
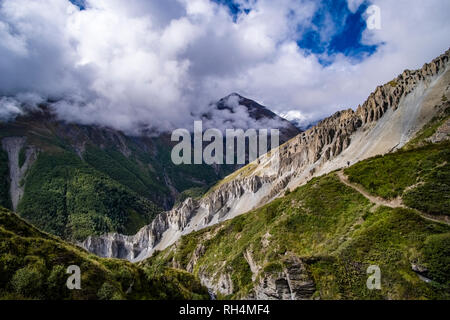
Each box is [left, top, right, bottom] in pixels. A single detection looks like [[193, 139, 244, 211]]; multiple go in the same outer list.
[[0, 96, 300, 242], [82, 49, 450, 300], [277, 110, 318, 131], [213, 93, 301, 139], [83, 49, 449, 258], [1, 49, 449, 301]]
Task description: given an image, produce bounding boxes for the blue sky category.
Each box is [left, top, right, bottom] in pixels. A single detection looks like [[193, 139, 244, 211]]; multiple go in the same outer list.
[[210, 0, 379, 64], [71, 0, 377, 56], [298, 0, 378, 63], [212, 0, 243, 17], [70, 0, 85, 10], [70, 0, 379, 65], [3, 0, 450, 132]]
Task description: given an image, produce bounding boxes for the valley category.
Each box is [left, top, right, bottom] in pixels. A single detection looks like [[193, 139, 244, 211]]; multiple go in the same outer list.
[[82, 50, 450, 264], [0, 96, 298, 242], [141, 140, 450, 300], [0, 49, 449, 300]]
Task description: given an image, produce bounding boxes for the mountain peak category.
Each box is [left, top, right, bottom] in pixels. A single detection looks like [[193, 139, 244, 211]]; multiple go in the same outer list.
[[209, 93, 301, 140], [226, 92, 244, 99]]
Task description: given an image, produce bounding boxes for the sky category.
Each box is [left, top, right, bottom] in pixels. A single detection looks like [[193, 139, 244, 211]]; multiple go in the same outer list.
[[0, 0, 449, 133]]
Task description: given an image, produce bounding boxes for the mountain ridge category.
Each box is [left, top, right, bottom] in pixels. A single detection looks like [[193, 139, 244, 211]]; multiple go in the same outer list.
[[141, 140, 450, 299], [0, 95, 299, 241], [81, 49, 450, 261]]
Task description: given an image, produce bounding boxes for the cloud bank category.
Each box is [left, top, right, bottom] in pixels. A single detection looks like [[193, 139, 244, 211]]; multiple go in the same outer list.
[[0, 0, 449, 134]]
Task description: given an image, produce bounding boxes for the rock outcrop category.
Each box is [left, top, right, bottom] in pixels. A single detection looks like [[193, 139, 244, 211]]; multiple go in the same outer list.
[[427, 111, 450, 144], [199, 271, 234, 297], [82, 198, 197, 261], [252, 256, 315, 300], [82, 49, 450, 266]]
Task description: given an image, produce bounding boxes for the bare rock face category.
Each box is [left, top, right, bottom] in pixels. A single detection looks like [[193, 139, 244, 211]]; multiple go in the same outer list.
[[1, 137, 37, 211], [186, 243, 206, 273], [81, 49, 450, 266], [244, 249, 262, 281], [253, 257, 315, 300], [427, 102, 450, 144], [82, 197, 197, 261], [198, 270, 234, 296]]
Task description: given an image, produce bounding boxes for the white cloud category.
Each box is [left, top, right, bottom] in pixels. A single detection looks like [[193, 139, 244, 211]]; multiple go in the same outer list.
[[0, 97, 23, 120], [0, 0, 449, 133], [347, 0, 364, 13]]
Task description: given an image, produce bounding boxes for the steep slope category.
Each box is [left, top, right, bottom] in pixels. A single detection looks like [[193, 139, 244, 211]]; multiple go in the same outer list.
[[0, 109, 229, 210], [0, 96, 299, 241], [211, 93, 301, 142], [82, 50, 450, 261], [141, 140, 450, 300], [0, 206, 209, 300]]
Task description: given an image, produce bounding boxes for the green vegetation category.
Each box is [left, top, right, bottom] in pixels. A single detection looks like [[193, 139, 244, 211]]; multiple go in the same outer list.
[[1, 115, 236, 239], [345, 142, 449, 215], [207, 163, 257, 194], [83, 145, 168, 203], [327, 206, 448, 299], [0, 149, 11, 209], [403, 164, 450, 216], [148, 137, 235, 194], [144, 142, 450, 300], [175, 186, 209, 206], [0, 115, 238, 242], [422, 233, 450, 286], [2, 107, 449, 300], [17, 151, 161, 241], [0, 207, 209, 300]]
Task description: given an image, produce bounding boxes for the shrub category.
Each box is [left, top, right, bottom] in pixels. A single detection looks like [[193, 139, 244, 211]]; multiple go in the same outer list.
[[47, 265, 68, 299], [423, 233, 450, 286], [11, 266, 44, 298], [97, 282, 122, 300]]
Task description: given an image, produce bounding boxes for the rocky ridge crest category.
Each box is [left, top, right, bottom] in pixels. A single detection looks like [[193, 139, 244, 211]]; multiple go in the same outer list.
[[82, 49, 450, 263]]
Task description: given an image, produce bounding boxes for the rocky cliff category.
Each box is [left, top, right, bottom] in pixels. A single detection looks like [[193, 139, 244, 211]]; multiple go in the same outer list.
[[251, 256, 316, 300], [82, 49, 450, 263], [1, 137, 37, 211]]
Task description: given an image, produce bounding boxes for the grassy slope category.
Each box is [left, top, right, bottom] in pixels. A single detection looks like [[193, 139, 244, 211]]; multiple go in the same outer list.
[[345, 141, 449, 217], [83, 145, 169, 203], [0, 207, 209, 300], [174, 186, 209, 206], [91, 138, 232, 201], [143, 142, 450, 300]]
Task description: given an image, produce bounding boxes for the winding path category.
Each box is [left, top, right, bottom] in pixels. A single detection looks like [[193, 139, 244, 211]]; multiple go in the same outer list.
[[337, 170, 450, 226]]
